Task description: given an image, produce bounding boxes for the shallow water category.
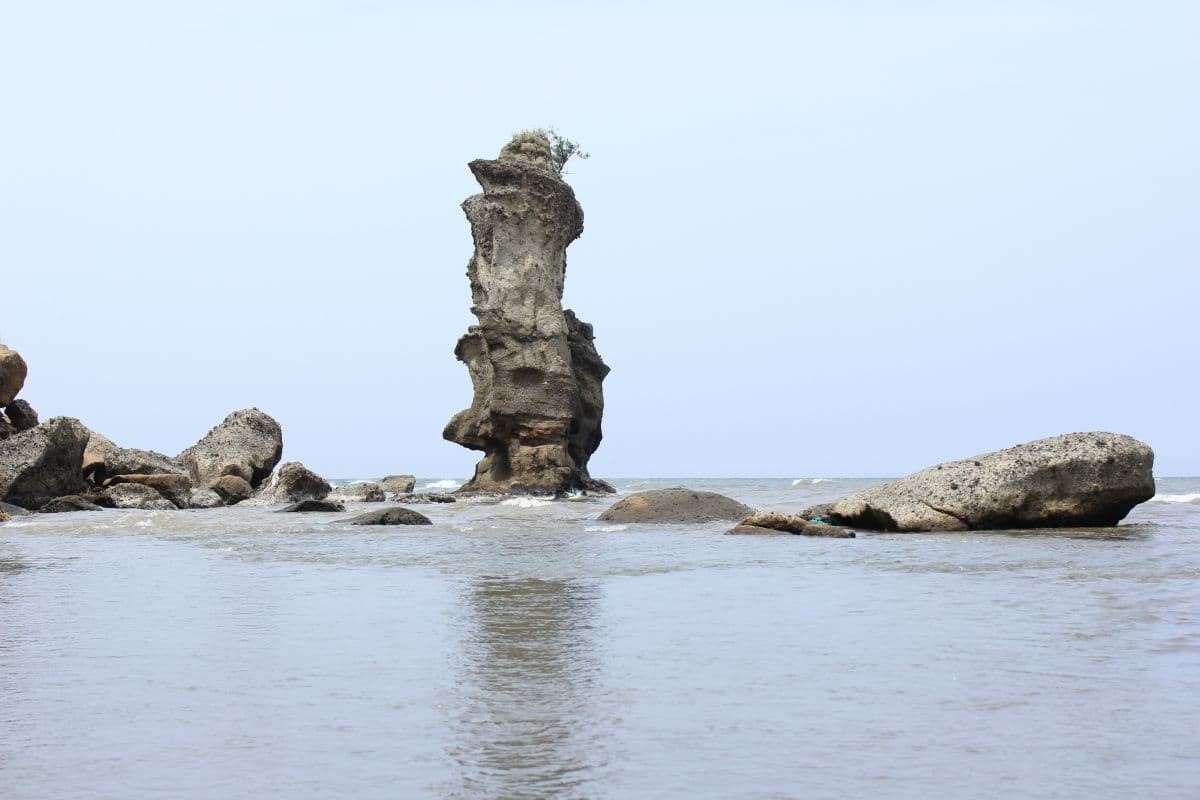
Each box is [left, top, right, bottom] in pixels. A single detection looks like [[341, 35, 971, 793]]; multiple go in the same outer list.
[[2, 478, 1198, 798]]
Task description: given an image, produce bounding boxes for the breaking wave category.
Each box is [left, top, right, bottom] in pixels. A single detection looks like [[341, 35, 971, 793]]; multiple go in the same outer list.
[[499, 497, 553, 508], [792, 478, 833, 486], [1149, 493, 1200, 504], [423, 479, 461, 490]]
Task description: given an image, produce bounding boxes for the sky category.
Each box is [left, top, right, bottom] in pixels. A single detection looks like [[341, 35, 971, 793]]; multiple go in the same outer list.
[[2, 1, 1197, 479]]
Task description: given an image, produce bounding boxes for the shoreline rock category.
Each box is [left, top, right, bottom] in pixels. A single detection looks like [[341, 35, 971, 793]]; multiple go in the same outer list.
[[599, 488, 754, 524], [0, 417, 90, 509], [348, 507, 433, 526], [728, 512, 856, 538]]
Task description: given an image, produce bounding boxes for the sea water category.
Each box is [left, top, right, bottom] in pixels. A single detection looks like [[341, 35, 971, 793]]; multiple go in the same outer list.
[[1, 478, 1198, 799]]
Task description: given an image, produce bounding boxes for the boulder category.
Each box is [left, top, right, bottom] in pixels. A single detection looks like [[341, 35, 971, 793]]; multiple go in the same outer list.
[[0, 345, 28, 406], [89, 445, 185, 484], [0, 417, 90, 509], [348, 507, 433, 526], [5, 400, 38, 432], [278, 499, 346, 513], [187, 488, 224, 509], [814, 432, 1155, 532], [178, 408, 283, 490], [391, 493, 456, 504], [443, 134, 612, 496], [268, 461, 331, 503], [108, 474, 192, 509], [40, 495, 103, 513], [210, 474, 253, 505], [728, 511, 855, 538], [598, 488, 754, 524], [331, 483, 383, 502], [0, 500, 33, 517], [103, 483, 176, 511], [363, 486, 386, 502], [377, 475, 416, 494]]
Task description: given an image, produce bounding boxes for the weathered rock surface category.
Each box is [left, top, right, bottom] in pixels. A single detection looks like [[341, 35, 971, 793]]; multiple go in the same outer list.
[[0, 345, 28, 406], [5, 400, 38, 433], [443, 133, 611, 496], [728, 512, 856, 538], [40, 495, 103, 513], [391, 493, 456, 504], [378, 475, 416, 494], [348, 507, 433, 526], [0, 500, 33, 517], [187, 488, 224, 509], [0, 511, 9, 522], [598, 488, 755, 524], [88, 443, 184, 485], [103, 483, 176, 511], [109, 473, 192, 509], [0, 417, 90, 509], [278, 499, 346, 513], [363, 486, 386, 502], [813, 432, 1155, 532], [178, 408, 282, 490], [210, 474, 253, 505], [269, 461, 331, 503]]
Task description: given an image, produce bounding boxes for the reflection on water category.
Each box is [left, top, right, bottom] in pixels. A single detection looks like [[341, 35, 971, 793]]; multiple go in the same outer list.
[[449, 577, 604, 799]]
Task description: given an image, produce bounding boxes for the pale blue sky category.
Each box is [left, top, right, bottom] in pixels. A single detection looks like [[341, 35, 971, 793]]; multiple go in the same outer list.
[[3, 2, 1197, 478]]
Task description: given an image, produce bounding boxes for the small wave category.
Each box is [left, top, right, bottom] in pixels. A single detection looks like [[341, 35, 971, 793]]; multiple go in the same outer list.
[[500, 497, 553, 508], [423, 479, 461, 490], [792, 478, 833, 486], [584, 524, 629, 532], [1150, 493, 1200, 504]]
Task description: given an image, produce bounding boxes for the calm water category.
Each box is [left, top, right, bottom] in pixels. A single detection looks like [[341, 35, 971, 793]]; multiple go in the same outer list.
[[2, 477, 1198, 799]]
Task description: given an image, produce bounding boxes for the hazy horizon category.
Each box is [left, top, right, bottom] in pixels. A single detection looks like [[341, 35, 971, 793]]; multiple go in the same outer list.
[[3, 2, 1197, 479]]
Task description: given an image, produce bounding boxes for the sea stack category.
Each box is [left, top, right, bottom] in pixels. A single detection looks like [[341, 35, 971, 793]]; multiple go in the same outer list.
[[444, 132, 612, 495]]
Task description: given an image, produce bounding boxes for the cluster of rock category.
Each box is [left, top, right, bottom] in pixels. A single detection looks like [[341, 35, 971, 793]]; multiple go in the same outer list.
[[444, 132, 612, 497]]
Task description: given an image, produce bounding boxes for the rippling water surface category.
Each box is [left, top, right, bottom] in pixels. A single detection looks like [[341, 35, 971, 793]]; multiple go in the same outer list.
[[2, 478, 1198, 798]]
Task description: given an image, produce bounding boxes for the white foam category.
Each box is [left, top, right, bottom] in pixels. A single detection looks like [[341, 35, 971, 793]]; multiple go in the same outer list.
[[423, 479, 461, 490], [792, 478, 833, 486], [1149, 493, 1200, 504], [585, 524, 629, 532], [500, 497, 553, 508]]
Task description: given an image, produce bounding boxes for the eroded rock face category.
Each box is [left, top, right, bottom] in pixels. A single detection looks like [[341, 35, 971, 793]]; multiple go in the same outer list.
[[814, 432, 1155, 532], [178, 408, 283, 490], [443, 134, 611, 496], [0, 417, 90, 509]]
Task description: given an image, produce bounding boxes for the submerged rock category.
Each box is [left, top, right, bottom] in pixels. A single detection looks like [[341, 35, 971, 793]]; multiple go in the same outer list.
[[279, 499, 346, 513], [40, 495, 103, 513], [348, 507, 432, 526], [269, 461, 331, 503], [178, 408, 282, 490], [728, 511, 855, 538], [813, 432, 1155, 532], [0, 417, 90, 509], [598, 488, 754, 524], [443, 133, 611, 496], [0, 345, 28, 407]]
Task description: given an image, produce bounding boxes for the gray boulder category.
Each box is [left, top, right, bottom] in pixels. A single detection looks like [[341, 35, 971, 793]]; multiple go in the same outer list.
[[5, 399, 38, 432], [815, 432, 1155, 532], [0, 500, 33, 517], [187, 488, 224, 509], [278, 499, 346, 513], [391, 493, 456, 504], [40, 495, 103, 513], [598, 488, 754, 524], [348, 507, 432, 526], [103, 483, 176, 511], [377, 475, 416, 494], [210, 474, 253, 505], [108, 474, 192, 509], [178, 408, 283, 490], [0, 345, 28, 406], [89, 444, 185, 484], [269, 461, 331, 503], [0, 417, 90, 509]]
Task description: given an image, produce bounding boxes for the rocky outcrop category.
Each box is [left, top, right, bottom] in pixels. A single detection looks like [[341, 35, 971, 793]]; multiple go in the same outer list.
[[349, 507, 433, 526], [728, 512, 856, 538], [103, 483, 176, 511], [391, 493, 456, 504], [0, 345, 28, 407], [40, 495, 103, 513], [811, 432, 1155, 532], [108, 473, 192, 509], [598, 488, 754, 524], [0, 417, 90, 509], [278, 499, 346, 513], [443, 133, 611, 496], [178, 409, 282, 490], [87, 443, 185, 485], [378, 475, 416, 494], [268, 461, 331, 503]]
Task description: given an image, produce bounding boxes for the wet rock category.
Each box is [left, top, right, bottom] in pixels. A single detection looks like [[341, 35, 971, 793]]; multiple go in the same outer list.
[[443, 133, 611, 496], [729, 512, 856, 538], [348, 507, 433, 526], [187, 488, 224, 509], [5, 399, 38, 432], [269, 461, 331, 503], [0, 417, 90, 510], [0, 345, 28, 406], [278, 499, 346, 513], [210, 474, 253, 505], [391, 493, 456, 504], [40, 495, 103, 513], [727, 523, 794, 535], [0, 500, 33, 517], [103, 483, 176, 511], [178, 408, 283, 490], [815, 432, 1155, 532], [377, 475, 416, 494], [598, 488, 754, 524], [108, 473, 192, 509]]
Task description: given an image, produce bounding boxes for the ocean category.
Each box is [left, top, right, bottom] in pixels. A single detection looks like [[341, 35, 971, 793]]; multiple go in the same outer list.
[[2, 477, 1198, 799]]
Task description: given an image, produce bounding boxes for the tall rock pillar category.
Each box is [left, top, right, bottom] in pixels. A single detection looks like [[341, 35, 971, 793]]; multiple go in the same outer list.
[[444, 133, 612, 495]]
